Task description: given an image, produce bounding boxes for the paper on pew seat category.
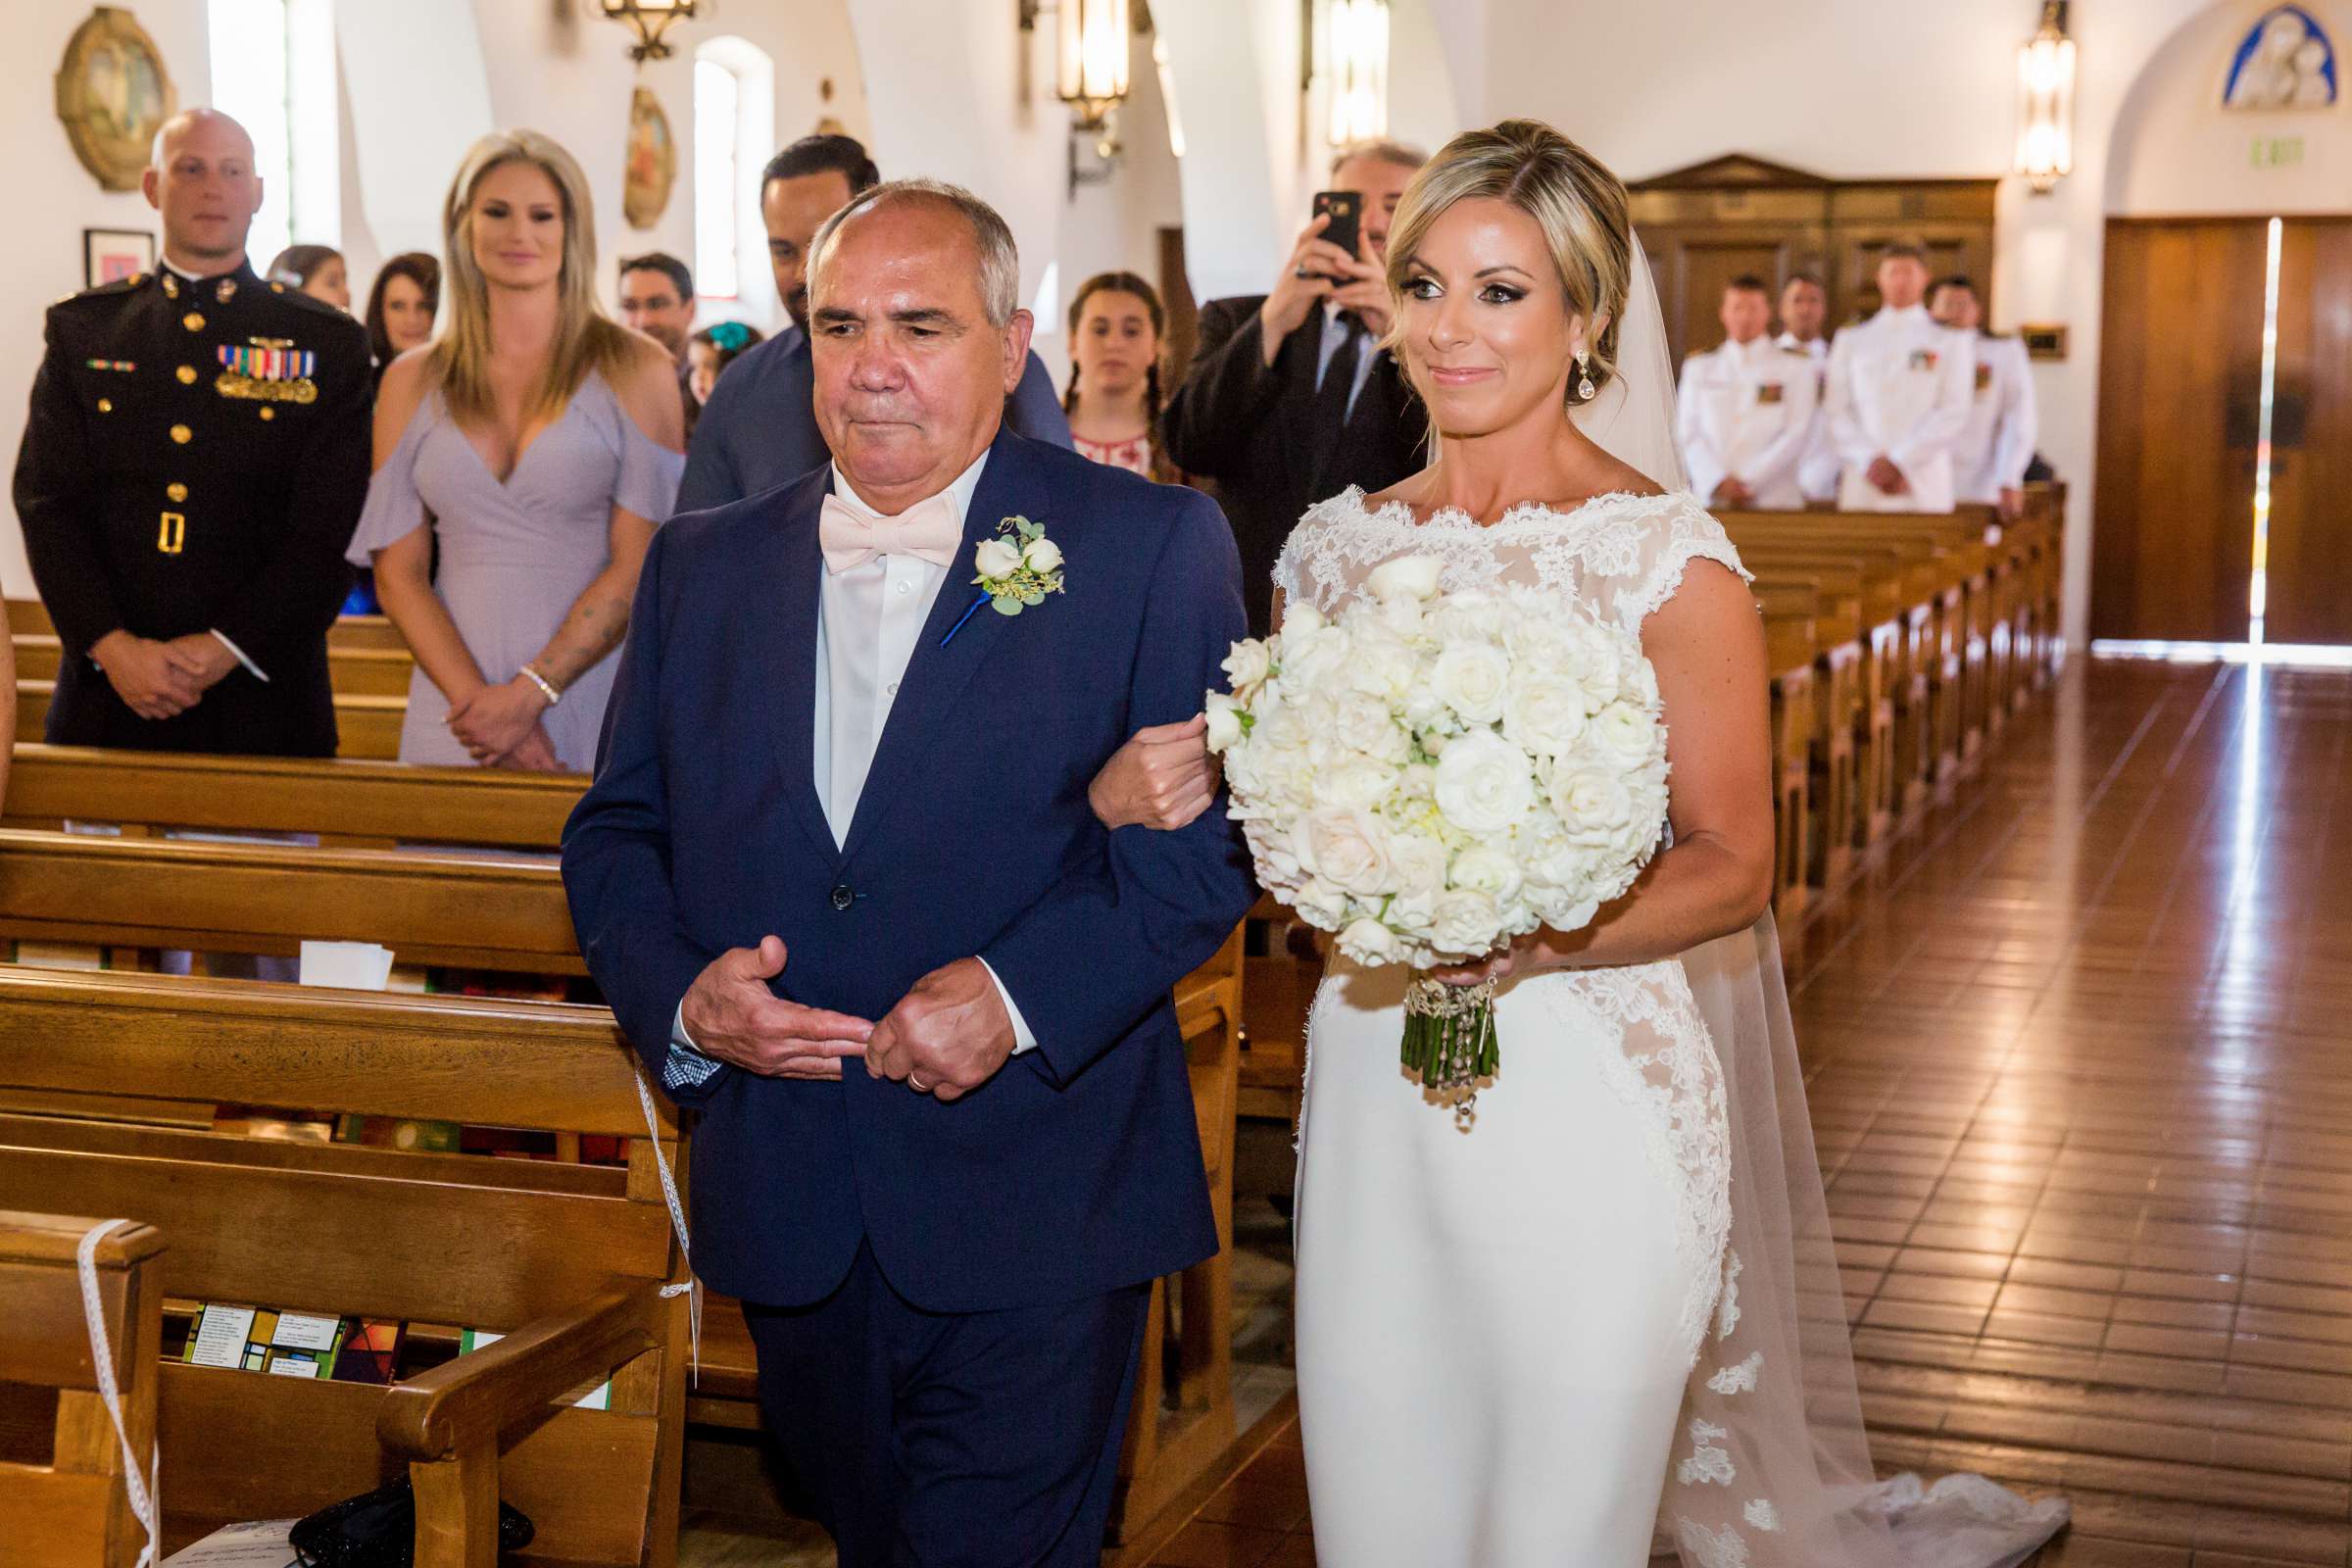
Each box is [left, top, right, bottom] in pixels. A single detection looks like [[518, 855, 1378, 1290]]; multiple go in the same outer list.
[[161, 1519, 298, 1566], [299, 941, 395, 991]]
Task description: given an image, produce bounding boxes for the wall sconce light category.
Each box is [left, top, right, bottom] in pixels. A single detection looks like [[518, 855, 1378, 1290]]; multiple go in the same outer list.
[[1055, 0, 1132, 130], [599, 0, 699, 64], [1327, 0, 1391, 147], [2015, 0, 2076, 194]]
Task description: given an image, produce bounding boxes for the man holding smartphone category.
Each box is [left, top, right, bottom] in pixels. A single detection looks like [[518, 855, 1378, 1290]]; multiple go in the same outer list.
[[1163, 140, 1429, 636]]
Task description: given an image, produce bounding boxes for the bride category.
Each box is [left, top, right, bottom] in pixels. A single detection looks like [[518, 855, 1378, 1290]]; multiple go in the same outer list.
[[1253, 122, 2070, 1565]]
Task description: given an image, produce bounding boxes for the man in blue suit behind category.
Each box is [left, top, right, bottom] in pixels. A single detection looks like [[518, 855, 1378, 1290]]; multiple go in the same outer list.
[[677, 133, 1071, 513], [563, 178, 1254, 1565]]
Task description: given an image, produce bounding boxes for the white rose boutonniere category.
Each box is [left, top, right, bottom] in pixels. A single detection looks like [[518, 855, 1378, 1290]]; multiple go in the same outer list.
[[944, 515, 1066, 646]]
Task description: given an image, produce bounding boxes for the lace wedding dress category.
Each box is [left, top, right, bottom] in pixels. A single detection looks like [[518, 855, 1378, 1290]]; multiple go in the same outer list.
[[1279, 486, 2069, 1567]]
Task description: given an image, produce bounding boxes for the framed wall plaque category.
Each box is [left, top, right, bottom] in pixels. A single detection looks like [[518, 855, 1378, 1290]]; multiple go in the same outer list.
[[56, 8, 177, 193]]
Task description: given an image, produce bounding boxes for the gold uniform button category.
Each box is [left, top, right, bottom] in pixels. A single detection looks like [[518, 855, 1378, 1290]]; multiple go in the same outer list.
[[182, 312, 205, 332], [96, 398, 113, 413], [167, 483, 188, 503], [170, 423, 192, 444], [176, 365, 197, 385], [259, 407, 275, 421]]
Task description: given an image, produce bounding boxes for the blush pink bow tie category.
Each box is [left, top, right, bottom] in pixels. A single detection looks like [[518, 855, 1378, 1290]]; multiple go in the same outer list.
[[818, 492, 962, 574]]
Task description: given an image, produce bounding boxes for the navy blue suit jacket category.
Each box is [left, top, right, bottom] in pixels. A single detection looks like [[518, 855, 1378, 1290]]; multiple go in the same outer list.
[[677, 326, 1072, 514], [563, 426, 1255, 1312]]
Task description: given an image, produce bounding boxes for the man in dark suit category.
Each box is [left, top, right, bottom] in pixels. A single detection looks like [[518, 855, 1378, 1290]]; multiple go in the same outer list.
[[12, 108, 368, 755], [564, 180, 1252, 1565], [1162, 139, 1428, 635], [677, 134, 1069, 512]]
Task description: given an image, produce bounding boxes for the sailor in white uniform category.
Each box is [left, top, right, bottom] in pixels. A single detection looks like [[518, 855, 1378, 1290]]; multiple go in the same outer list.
[[1777, 273, 1837, 504], [1676, 275, 1819, 510], [1824, 246, 1975, 514], [1930, 274, 2039, 520]]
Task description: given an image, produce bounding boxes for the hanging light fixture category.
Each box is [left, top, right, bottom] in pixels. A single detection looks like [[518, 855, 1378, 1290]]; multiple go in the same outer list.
[[600, 0, 699, 65], [2015, 0, 2076, 194], [1055, 0, 1132, 131], [1327, 0, 1391, 147]]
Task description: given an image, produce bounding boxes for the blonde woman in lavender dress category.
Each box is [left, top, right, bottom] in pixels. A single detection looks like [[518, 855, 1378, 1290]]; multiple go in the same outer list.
[[352, 130, 683, 772]]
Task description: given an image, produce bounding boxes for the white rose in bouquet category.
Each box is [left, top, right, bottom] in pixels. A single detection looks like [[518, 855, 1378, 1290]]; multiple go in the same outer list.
[[1293, 808, 1396, 899], [1589, 701, 1658, 769], [1221, 640, 1272, 701], [1335, 689, 1411, 761], [1366, 554, 1446, 604], [1206, 557, 1670, 1119], [1339, 916, 1404, 965], [1021, 535, 1064, 574], [1448, 843, 1525, 906], [1431, 642, 1512, 725], [1434, 730, 1535, 835], [1503, 671, 1589, 758]]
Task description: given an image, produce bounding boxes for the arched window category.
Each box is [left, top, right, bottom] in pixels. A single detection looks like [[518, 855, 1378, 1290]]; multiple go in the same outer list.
[[694, 36, 776, 315], [207, 0, 340, 268]]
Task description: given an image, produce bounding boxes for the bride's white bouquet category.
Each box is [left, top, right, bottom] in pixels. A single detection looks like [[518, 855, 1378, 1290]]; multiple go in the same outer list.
[[1207, 555, 1671, 1119]]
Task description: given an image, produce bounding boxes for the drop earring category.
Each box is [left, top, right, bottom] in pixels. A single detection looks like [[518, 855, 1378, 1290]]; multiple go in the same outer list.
[[1575, 346, 1595, 402]]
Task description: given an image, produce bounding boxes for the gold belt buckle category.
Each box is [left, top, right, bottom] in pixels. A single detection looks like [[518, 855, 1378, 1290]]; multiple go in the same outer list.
[[157, 512, 185, 555]]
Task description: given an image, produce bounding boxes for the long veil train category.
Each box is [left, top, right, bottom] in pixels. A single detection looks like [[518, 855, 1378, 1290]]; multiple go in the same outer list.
[[1581, 236, 2071, 1568]]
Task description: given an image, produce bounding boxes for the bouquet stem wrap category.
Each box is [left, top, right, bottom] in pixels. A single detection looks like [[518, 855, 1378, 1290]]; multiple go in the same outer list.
[[1401, 977, 1499, 1129]]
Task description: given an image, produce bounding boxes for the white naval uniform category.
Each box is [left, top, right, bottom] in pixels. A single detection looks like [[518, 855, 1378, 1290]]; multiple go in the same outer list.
[[1780, 332, 1838, 503], [1824, 304, 1975, 514], [1676, 335, 1820, 510], [1950, 328, 2038, 505]]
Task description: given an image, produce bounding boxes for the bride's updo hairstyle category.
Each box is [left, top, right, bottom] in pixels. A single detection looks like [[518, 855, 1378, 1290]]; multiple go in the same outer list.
[[1382, 119, 1633, 408]]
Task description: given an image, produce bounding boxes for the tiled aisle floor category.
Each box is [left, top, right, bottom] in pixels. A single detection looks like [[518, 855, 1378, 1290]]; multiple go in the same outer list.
[[1137, 659, 2352, 1567]]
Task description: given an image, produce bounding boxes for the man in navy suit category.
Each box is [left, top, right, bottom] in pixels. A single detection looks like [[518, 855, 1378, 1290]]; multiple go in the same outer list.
[[677, 134, 1071, 513], [563, 178, 1253, 1565]]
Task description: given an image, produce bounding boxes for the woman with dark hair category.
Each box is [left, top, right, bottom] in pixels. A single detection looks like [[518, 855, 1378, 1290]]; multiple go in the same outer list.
[[267, 244, 349, 311], [1063, 270, 1175, 480], [684, 319, 764, 408], [364, 252, 441, 385]]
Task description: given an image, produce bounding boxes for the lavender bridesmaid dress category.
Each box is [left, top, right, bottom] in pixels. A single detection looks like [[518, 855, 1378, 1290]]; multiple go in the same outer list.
[[347, 371, 683, 770]]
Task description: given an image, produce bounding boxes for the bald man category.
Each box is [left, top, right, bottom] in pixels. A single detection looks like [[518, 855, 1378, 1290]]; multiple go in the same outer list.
[[13, 109, 369, 754]]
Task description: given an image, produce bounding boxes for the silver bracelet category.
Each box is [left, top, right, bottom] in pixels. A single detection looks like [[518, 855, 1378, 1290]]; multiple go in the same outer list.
[[516, 663, 563, 708]]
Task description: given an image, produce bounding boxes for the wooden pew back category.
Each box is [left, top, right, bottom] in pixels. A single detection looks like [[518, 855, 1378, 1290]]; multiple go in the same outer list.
[[7, 745, 580, 853], [0, 968, 684, 1562], [0, 1209, 165, 1566], [0, 827, 581, 973]]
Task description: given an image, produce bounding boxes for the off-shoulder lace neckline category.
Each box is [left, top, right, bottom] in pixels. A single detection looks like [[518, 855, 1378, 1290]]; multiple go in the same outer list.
[[1324, 483, 1689, 534]]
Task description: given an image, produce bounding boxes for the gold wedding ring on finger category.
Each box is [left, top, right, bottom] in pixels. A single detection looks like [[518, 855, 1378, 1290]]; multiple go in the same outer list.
[[907, 1073, 933, 1094]]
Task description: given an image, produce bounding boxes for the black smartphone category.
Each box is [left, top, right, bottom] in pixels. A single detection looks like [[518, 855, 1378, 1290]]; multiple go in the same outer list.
[[1311, 190, 1363, 272]]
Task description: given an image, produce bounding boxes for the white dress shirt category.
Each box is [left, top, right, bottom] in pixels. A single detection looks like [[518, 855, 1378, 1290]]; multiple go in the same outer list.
[[1823, 304, 1976, 514], [667, 452, 1037, 1082], [1676, 334, 1821, 510], [1950, 329, 2039, 504]]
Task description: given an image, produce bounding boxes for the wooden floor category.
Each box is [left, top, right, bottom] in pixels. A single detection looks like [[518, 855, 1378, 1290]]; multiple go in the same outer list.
[[1128, 658, 2352, 1567]]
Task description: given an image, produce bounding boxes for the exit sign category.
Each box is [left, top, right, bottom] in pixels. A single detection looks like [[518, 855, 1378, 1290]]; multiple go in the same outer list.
[[2251, 135, 2306, 169]]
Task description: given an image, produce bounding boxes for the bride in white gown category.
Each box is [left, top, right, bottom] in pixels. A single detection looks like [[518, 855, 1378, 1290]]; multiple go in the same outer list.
[[1267, 122, 2071, 1567]]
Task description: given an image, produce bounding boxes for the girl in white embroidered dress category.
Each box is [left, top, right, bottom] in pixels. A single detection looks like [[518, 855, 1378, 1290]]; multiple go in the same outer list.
[[1271, 122, 2067, 1566]]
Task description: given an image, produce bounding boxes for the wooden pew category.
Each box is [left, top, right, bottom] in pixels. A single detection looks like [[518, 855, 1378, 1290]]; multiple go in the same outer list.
[[0, 828, 583, 974], [1756, 589, 1819, 917], [0, 746, 1250, 1541], [0, 967, 689, 1565], [15, 633, 416, 699], [4, 600, 407, 657], [0, 1208, 166, 1566], [16, 679, 408, 761], [7, 745, 580, 853]]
